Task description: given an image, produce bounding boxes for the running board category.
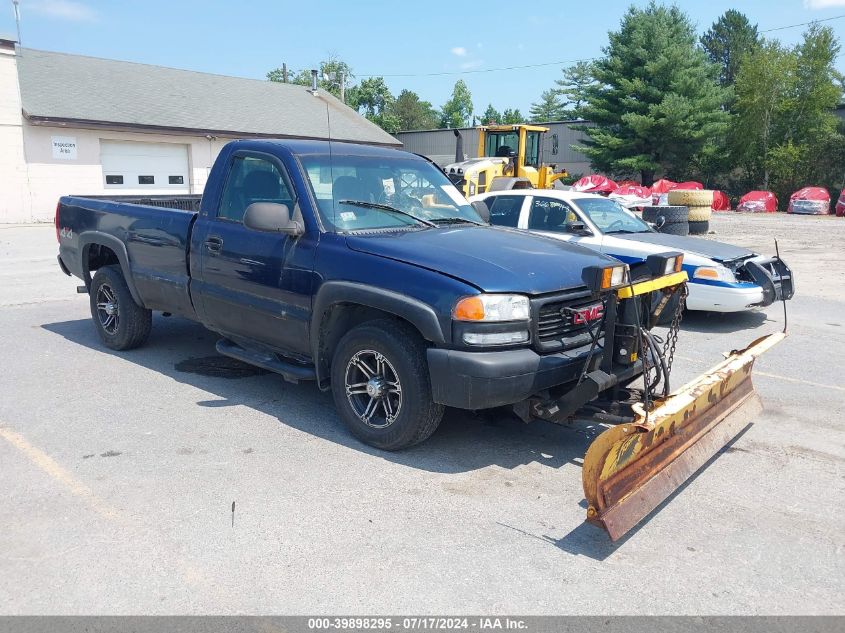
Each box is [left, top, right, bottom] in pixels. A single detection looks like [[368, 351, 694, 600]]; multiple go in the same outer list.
[[215, 339, 316, 384]]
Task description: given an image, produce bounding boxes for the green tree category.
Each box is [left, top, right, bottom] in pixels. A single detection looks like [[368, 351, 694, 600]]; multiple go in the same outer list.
[[701, 10, 759, 87], [577, 3, 730, 183], [390, 89, 440, 131], [353, 77, 400, 134], [501, 108, 524, 124], [529, 90, 566, 122], [268, 56, 354, 103], [730, 40, 793, 188], [481, 103, 501, 124], [731, 25, 843, 201], [440, 80, 474, 128], [555, 60, 596, 115]]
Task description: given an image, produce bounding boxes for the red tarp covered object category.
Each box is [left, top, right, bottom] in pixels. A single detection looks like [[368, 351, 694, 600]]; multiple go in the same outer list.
[[651, 179, 677, 194], [788, 187, 831, 215], [650, 179, 676, 205], [737, 191, 777, 213], [609, 185, 653, 209], [835, 189, 845, 217], [572, 175, 619, 194], [711, 190, 731, 211]]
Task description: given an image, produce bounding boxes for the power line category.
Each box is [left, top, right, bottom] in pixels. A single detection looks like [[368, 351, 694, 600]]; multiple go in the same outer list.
[[358, 14, 845, 79], [359, 58, 597, 78], [760, 13, 845, 33]]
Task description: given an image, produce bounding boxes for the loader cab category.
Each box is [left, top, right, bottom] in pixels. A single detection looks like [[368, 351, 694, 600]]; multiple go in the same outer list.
[[481, 127, 543, 169]]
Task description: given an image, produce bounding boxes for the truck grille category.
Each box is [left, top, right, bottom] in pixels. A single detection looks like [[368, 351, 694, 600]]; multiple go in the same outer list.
[[532, 289, 601, 353]]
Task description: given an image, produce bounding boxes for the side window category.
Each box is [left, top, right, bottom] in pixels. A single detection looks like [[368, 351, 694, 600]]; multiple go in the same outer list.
[[528, 197, 577, 232], [218, 155, 293, 222], [487, 196, 524, 228]]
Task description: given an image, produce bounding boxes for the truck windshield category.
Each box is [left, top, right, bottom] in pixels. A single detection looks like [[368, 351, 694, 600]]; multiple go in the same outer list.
[[574, 197, 652, 234], [300, 154, 482, 231]]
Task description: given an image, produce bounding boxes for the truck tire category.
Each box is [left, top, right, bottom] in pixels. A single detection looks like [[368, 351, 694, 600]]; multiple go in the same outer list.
[[330, 319, 444, 451], [89, 265, 152, 350], [642, 205, 688, 224], [687, 205, 712, 222], [642, 206, 689, 235], [667, 189, 713, 207], [689, 220, 710, 235]]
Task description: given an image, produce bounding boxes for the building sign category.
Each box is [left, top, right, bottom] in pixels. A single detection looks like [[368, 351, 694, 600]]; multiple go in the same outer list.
[[51, 136, 78, 160]]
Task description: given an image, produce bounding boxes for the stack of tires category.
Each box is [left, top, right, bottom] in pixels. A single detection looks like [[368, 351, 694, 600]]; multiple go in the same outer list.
[[641, 205, 689, 236], [668, 189, 714, 235]]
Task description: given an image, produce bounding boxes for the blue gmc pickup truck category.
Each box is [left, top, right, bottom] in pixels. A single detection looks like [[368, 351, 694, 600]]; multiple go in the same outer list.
[[56, 139, 656, 450]]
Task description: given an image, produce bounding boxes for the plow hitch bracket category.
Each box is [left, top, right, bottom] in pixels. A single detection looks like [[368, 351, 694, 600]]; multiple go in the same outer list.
[[581, 331, 785, 541]]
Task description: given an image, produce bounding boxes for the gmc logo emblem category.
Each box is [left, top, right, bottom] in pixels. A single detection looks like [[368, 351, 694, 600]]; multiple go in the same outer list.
[[569, 304, 604, 325]]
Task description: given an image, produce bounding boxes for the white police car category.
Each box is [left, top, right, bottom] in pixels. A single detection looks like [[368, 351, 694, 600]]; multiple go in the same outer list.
[[470, 189, 793, 313]]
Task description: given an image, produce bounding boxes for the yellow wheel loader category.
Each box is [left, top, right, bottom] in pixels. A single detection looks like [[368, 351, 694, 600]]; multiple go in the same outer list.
[[516, 252, 787, 540], [444, 124, 570, 197]]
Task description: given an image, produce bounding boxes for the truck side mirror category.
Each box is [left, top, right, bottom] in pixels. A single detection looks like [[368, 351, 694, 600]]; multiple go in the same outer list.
[[471, 200, 491, 223], [244, 202, 303, 236]]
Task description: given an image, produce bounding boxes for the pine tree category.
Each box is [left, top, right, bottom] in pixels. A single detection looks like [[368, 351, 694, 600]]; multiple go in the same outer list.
[[529, 90, 566, 122], [578, 3, 730, 183], [701, 10, 759, 87]]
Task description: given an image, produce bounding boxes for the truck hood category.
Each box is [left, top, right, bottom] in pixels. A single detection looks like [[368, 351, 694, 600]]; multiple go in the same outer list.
[[345, 226, 616, 294], [615, 232, 754, 263]]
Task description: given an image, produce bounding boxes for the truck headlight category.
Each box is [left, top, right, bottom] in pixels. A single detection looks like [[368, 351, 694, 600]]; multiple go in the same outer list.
[[453, 294, 530, 322], [693, 265, 736, 283]]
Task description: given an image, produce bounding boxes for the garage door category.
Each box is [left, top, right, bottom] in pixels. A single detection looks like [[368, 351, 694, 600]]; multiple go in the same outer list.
[[100, 140, 190, 193]]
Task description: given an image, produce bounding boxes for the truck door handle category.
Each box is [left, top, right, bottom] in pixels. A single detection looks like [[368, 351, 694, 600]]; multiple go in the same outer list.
[[204, 236, 223, 254]]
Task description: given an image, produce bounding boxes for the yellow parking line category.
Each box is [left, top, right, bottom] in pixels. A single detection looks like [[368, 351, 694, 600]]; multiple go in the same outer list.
[[0, 426, 122, 521]]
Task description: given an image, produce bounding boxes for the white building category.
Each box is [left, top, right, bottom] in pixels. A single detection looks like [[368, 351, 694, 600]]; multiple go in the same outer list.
[[0, 37, 399, 223]]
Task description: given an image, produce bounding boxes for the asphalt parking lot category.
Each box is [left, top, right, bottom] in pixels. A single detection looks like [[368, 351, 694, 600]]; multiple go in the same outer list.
[[1, 213, 843, 615]]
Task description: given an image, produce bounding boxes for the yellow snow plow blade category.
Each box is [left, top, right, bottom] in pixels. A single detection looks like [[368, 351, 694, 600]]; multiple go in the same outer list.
[[582, 331, 785, 541]]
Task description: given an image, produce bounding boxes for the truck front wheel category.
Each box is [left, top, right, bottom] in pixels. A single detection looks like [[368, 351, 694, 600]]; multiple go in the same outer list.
[[89, 265, 152, 350], [330, 319, 444, 451]]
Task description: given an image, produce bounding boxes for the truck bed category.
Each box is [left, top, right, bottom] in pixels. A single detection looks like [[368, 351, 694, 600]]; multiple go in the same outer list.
[[57, 195, 199, 320]]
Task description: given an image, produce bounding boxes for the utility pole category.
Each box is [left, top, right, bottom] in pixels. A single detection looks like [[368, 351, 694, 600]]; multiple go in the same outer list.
[[340, 71, 345, 104], [282, 63, 288, 83]]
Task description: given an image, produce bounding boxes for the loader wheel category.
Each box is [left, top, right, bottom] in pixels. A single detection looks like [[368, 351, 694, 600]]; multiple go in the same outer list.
[[687, 205, 712, 223], [667, 189, 713, 207], [89, 265, 152, 350], [330, 319, 444, 451], [689, 220, 710, 234]]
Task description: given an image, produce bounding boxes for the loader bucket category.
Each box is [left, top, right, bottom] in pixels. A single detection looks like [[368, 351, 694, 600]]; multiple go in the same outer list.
[[582, 331, 785, 541]]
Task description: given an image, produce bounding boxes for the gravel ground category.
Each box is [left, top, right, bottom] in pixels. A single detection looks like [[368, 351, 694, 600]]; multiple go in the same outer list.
[[0, 213, 843, 615]]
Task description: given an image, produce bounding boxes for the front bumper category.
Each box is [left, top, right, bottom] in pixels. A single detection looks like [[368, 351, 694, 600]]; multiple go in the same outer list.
[[428, 343, 620, 410], [686, 256, 794, 312], [428, 338, 642, 410]]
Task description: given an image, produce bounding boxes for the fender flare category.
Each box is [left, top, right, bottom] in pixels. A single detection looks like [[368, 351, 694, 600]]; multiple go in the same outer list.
[[78, 231, 144, 306], [310, 281, 447, 386]]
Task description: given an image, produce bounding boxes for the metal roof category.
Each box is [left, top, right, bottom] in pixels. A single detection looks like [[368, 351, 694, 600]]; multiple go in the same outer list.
[[16, 48, 400, 146]]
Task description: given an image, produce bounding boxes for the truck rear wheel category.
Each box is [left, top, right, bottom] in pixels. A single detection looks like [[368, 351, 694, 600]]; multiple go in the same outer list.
[[89, 265, 152, 350], [330, 319, 444, 451]]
